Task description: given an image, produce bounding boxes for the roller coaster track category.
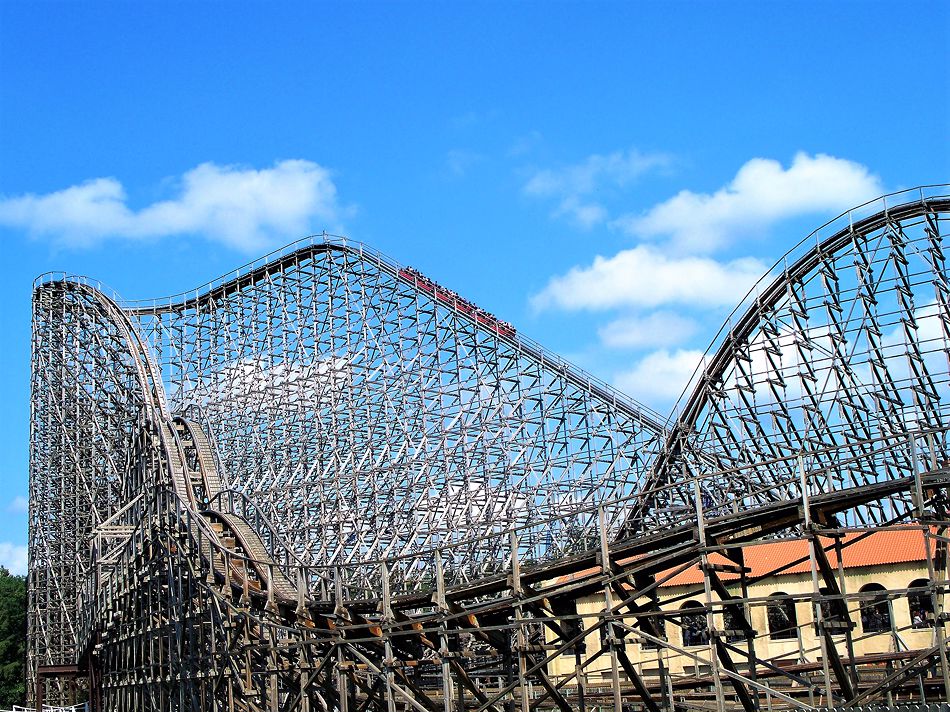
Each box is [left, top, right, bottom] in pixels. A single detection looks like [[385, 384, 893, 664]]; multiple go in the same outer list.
[[50, 281, 299, 611], [28, 186, 950, 711], [172, 416, 301, 605], [623, 191, 950, 535]]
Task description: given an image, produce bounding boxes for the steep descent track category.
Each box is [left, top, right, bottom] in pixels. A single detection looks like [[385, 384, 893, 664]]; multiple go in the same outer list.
[[28, 186, 950, 711], [174, 416, 301, 604], [57, 282, 301, 607], [30, 278, 320, 710]]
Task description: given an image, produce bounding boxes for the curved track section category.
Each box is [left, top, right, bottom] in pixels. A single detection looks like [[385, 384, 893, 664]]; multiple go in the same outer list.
[[29, 277, 168, 698], [626, 190, 950, 535]]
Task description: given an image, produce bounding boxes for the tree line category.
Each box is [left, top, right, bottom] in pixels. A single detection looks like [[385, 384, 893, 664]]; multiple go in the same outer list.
[[0, 567, 26, 707]]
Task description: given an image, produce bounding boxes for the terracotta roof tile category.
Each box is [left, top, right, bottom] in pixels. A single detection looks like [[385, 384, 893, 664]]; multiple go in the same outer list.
[[659, 527, 928, 588]]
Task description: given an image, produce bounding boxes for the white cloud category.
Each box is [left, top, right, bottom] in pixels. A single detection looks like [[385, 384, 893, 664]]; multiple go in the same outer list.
[[598, 311, 698, 349], [532, 244, 767, 312], [0, 159, 347, 252], [524, 148, 671, 229], [0, 542, 27, 575], [614, 349, 705, 404], [7, 496, 27, 514], [525, 149, 670, 197], [613, 152, 883, 253]]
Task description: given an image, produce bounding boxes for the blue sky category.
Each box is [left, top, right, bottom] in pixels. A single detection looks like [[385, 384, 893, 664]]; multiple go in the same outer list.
[[0, 1, 947, 572]]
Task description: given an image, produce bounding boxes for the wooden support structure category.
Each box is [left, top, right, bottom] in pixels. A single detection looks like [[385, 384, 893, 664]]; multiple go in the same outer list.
[[24, 192, 950, 711]]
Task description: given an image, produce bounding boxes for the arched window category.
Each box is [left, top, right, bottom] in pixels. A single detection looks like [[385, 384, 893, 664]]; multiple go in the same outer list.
[[908, 578, 933, 629], [859, 583, 891, 633], [767, 592, 798, 640], [680, 601, 708, 647]]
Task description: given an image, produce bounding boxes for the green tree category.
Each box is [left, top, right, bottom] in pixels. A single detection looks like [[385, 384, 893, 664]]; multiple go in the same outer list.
[[0, 566, 26, 707]]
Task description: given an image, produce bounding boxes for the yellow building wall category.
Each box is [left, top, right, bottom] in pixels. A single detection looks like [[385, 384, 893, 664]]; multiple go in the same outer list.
[[548, 561, 939, 683]]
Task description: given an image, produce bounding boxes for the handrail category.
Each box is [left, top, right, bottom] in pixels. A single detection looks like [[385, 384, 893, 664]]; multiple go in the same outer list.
[[207, 488, 312, 571]]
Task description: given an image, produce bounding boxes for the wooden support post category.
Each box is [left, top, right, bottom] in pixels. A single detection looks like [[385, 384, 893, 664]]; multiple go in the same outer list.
[[811, 534, 857, 700], [510, 530, 530, 712], [694, 478, 727, 711], [640, 573, 672, 712], [335, 567, 351, 712], [830, 534, 860, 687], [35, 670, 43, 712], [713, 637, 756, 712], [616, 645, 661, 712], [434, 549, 456, 712], [598, 506, 623, 711], [705, 565, 756, 712], [912, 432, 926, 518], [266, 562, 276, 612], [923, 525, 950, 700], [296, 566, 308, 617], [733, 547, 760, 710], [381, 561, 397, 712], [574, 648, 587, 712], [801, 455, 837, 705]]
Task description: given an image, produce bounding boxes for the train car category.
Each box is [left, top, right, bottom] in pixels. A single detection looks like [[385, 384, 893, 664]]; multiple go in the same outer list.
[[399, 267, 516, 339]]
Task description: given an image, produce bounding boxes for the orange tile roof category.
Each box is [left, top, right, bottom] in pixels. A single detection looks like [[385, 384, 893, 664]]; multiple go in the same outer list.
[[658, 527, 928, 588]]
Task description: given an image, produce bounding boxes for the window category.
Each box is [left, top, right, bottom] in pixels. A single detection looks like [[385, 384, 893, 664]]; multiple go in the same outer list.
[[767, 593, 798, 641], [680, 601, 709, 647], [908, 578, 933, 629], [859, 583, 891, 633]]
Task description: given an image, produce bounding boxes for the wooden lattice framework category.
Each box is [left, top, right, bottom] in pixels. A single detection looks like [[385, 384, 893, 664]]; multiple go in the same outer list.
[[28, 186, 950, 710]]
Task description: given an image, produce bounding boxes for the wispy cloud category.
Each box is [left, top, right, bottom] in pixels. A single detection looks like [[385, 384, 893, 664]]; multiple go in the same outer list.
[[614, 349, 705, 404], [0, 159, 348, 252], [524, 149, 671, 197], [598, 311, 698, 349], [7, 496, 27, 514], [523, 148, 671, 229], [450, 109, 499, 130], [612, 152, 883, 253], [0, 542, 27, 575], [531, 245, 766, 312], [445, 149, 485, 178], [507, 130, 543, 157]]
